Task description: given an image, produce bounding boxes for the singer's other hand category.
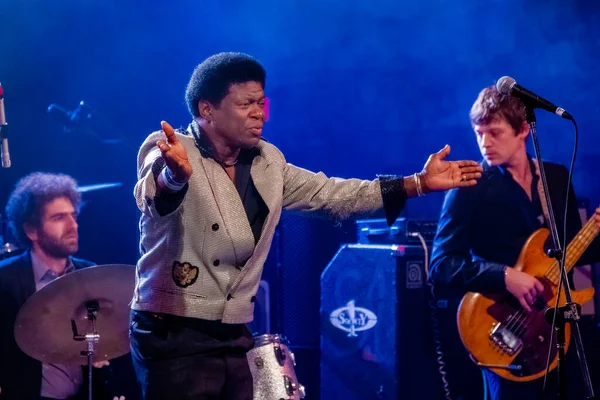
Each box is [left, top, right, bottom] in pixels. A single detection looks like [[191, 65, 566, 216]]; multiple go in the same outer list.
[[419, 145, 483, 192], [156, 121, 193, 183]]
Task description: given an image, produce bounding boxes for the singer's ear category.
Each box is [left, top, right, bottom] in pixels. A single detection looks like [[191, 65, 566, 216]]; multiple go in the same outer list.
[[198, 101, 212, 121]]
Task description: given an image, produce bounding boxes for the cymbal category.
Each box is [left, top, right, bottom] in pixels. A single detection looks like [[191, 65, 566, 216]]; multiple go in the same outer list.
[[77, 182, 122, 193], [14, 264, 135, 365]]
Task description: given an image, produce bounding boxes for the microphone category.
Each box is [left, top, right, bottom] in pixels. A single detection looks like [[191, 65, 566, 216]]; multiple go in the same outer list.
[[48, 101, 92, 120], [47, 101, 123, 145], [496, 76, 573, 120], [47, 103, 75, 126], [69, 101, 92, 122], [47, 101, 93, 132], [0, 83, 10, 168]]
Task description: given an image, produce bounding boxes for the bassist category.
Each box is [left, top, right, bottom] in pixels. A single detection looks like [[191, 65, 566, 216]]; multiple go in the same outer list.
[[429, 85, 600, 400]]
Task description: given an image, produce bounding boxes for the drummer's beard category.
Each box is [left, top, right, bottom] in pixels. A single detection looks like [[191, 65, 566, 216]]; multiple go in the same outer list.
[[37, 229, 79, 258]]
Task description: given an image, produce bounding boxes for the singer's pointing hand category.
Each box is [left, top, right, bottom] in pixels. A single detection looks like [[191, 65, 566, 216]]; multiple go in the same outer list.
[[156, 121, 193, 183]]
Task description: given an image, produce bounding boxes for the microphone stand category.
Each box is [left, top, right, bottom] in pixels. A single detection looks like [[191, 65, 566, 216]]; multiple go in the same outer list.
[[0, 120, 9, 168], [526, 105, 595, 400]]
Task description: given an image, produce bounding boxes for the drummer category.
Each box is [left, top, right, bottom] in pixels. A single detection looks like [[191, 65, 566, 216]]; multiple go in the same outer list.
[[0, 173, 121, 400]]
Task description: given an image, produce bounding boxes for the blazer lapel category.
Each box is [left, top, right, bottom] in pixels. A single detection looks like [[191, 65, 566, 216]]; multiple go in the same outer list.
[[200, 156, 255, 263], [229, 147, 280, 291], [250, 143, 284, 246], [250, 143, 277, 215]]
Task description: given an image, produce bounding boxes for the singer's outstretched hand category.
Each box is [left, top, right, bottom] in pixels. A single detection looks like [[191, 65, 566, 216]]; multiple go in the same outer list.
[[419, 145, 483, 192], [156, 121, 193, 183]]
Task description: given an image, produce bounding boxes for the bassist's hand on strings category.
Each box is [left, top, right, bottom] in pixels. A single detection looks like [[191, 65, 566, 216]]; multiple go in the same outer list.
[[504, 267, 544, 312]]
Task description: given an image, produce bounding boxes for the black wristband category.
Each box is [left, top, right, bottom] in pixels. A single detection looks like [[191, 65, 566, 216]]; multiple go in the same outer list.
[[377, 174, 407, 226]]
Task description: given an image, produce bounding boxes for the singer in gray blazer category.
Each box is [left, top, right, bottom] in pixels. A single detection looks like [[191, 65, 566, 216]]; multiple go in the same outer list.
[[130, 52, 483, 400]]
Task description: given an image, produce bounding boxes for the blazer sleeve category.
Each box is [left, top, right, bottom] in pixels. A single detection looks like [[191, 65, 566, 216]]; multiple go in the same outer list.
[[281, 161, 406, 223], [133, 131, 189, 218]]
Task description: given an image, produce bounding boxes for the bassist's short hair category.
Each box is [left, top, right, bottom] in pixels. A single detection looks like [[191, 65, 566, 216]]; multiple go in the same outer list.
[[470, 85, 526, 135]]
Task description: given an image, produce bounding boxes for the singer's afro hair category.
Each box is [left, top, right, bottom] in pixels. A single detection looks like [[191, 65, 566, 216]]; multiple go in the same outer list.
[[5, 172, 81, 248], [185, 52, 266, 118]]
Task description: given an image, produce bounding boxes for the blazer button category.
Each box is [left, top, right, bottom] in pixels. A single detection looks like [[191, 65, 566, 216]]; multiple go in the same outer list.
[[212, 223, 219, 231], [227, 294, 233, 301], [250, 296, 256, 303], [213, 259, 220, 266]]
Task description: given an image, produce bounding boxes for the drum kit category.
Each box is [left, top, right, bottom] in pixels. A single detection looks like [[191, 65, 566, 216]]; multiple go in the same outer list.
[[10, 271, 306, 400], [2, 181, 305, 400], [9, 268, 306, 400], [247, 334, 306, 400], [14, 264, 136, 400]]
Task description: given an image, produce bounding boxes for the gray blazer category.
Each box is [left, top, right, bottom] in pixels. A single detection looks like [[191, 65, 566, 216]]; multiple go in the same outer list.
[[132, 126, 386, 323]]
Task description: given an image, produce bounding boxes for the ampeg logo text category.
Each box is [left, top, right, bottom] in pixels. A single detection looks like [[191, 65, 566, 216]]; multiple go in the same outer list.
[[330, 300, 377, 337]]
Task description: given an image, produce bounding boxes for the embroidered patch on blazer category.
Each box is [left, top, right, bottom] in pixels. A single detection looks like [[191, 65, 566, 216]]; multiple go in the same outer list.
[[172, 261, 199, 288]]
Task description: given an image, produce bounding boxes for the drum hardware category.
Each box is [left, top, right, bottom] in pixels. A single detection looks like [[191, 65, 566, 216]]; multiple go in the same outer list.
[[14, 264, 135, 400], [284, 375, 302, 397], [248, 334, 306, 400], [0, 241, 21, 260], [0, 213, 21, 260], [274, 341, 286, 365], [71, 300, 102, 400]]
